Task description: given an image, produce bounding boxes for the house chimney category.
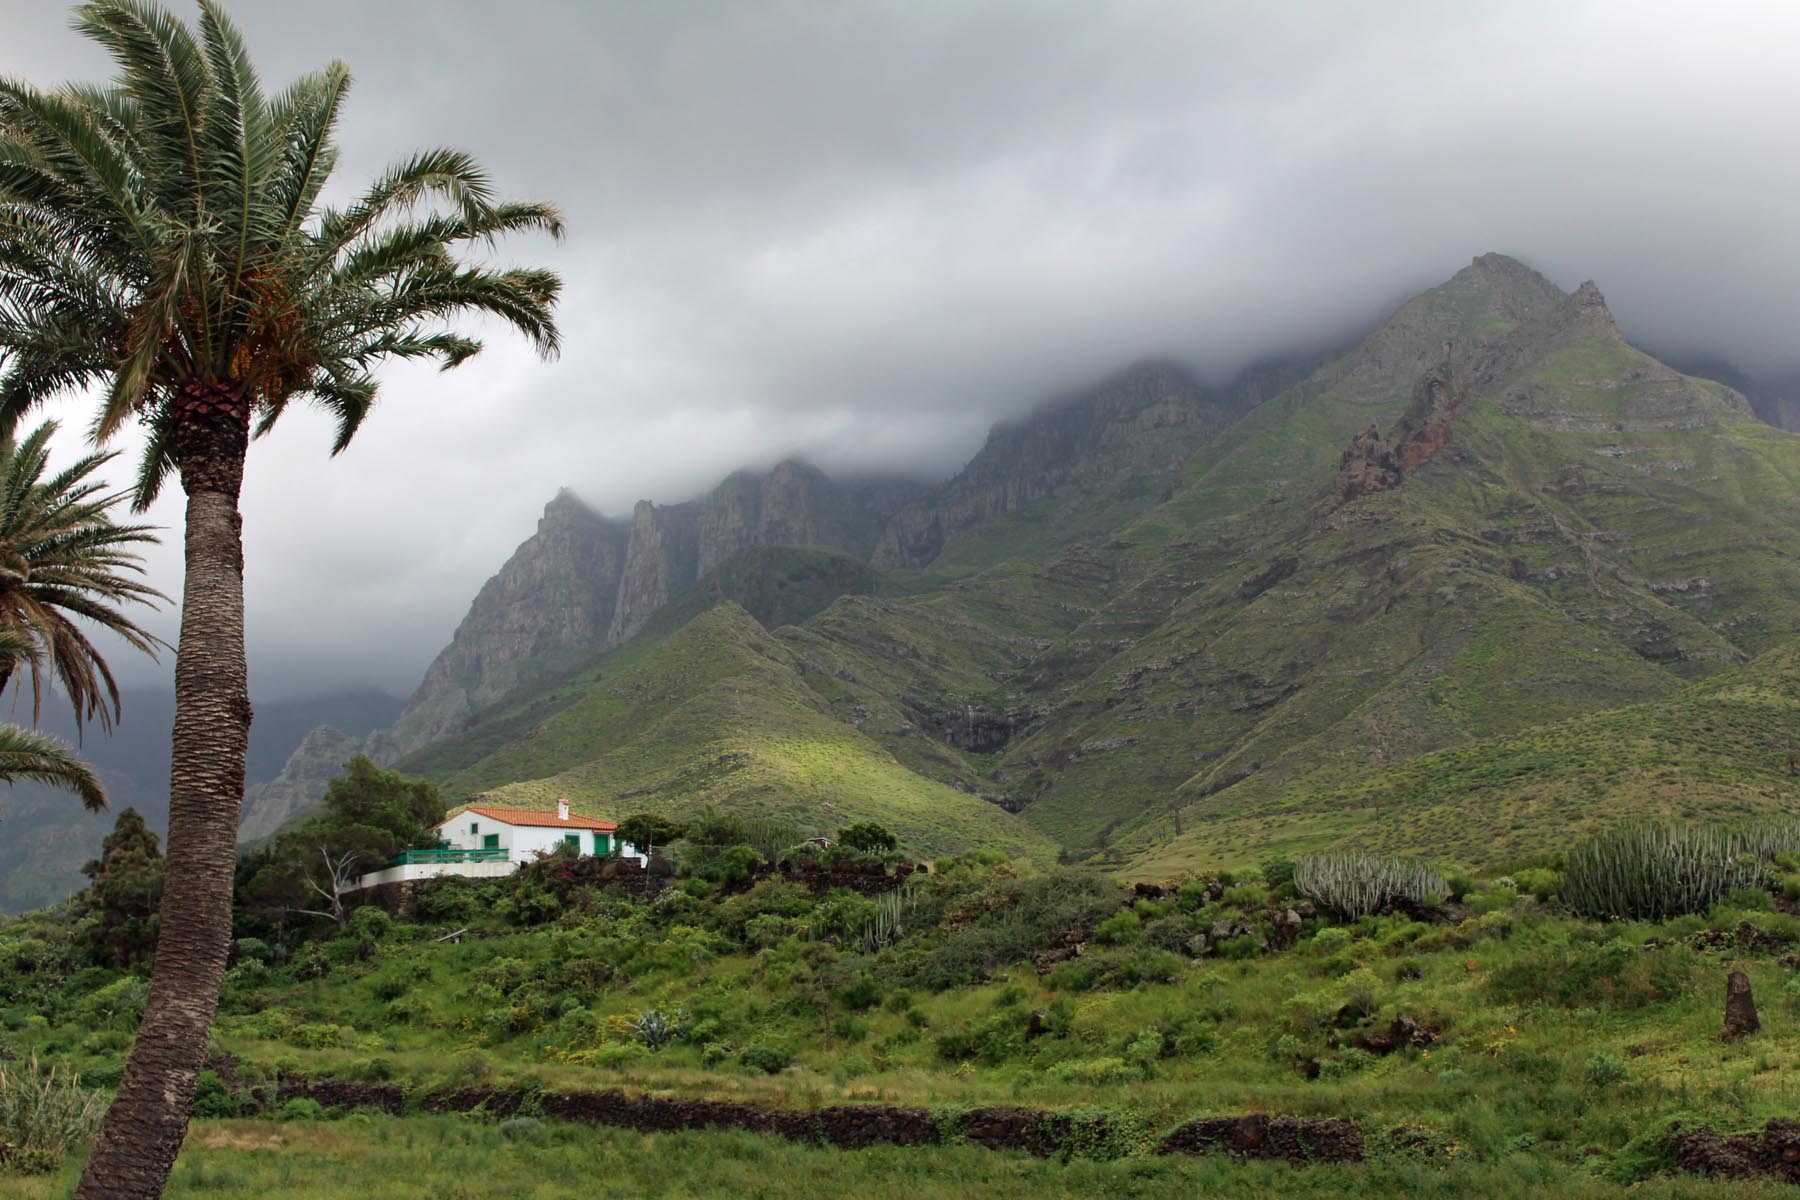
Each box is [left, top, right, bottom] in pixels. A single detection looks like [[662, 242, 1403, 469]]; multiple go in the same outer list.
[[558, 798, 570, 821]]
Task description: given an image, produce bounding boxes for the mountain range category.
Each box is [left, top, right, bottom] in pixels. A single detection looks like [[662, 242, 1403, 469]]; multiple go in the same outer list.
[[8, 250, 1800, 911]]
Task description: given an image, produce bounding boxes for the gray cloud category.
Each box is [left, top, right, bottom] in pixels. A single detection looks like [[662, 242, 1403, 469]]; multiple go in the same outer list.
[[4, 0, 1799, 699]]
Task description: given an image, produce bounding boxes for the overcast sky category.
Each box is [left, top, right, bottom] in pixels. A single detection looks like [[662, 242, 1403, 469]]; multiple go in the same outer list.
[[4, 0, 1799, 701]]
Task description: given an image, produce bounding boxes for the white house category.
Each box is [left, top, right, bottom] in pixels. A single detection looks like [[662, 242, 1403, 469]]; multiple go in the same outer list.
[[353, 798, 645, 891]]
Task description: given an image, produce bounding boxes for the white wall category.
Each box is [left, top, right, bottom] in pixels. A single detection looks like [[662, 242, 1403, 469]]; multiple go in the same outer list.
[[434, 812, 647, 866], [353, 860, 517, 890]]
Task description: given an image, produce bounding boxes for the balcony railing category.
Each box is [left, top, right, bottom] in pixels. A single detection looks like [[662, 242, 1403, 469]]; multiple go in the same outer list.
[[388, 846, 511, 867]]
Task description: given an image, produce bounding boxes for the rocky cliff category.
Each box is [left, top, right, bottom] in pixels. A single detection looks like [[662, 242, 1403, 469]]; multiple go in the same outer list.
[[378, 353, 1328, 768], [386, 491, 629, 757], [237, 725, 372, 843]]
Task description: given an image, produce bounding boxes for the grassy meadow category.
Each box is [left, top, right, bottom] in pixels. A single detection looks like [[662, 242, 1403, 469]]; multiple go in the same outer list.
[[11, 842, 1800, 1194]]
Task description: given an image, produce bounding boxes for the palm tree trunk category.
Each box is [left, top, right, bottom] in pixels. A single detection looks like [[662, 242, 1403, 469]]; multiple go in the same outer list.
[[76, 409, 251, 1199]]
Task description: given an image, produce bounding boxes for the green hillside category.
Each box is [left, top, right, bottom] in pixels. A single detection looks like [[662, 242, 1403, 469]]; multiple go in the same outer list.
[[440, 605, 1056, 863], [1132, 642, 1800, 875], [394, 255, 1800, 874]]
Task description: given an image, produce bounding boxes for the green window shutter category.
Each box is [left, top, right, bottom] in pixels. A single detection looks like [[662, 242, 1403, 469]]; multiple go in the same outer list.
[[483, 833, 499, 850], [470, 822, 478, 835], [564, 834, 580, 852]]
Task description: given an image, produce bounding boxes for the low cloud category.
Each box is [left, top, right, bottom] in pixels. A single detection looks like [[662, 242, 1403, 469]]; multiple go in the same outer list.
[[5, 0, 1797, 698]]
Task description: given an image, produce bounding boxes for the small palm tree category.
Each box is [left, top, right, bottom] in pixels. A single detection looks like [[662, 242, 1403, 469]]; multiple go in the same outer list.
[[0, 419, 164, 732], [0, 629, 105, 807], [0, 3, 561, 1195]]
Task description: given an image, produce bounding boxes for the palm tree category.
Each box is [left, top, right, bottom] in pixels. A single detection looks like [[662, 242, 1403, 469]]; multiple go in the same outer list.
[[0, 418, 165, 732], [0, 3, 562, 1194], [0, 629, 105, 806]]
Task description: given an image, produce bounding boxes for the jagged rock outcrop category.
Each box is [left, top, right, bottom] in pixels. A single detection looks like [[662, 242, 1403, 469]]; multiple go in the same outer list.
[[387, 491, 629, 757], [606, 499, 702, 648], [237, 725, 371, 842], [1331, 365, 1465, 505], [699, 460, 910, 574]]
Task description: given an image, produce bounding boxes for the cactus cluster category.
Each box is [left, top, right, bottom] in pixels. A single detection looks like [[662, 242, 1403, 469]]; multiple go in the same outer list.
[[1724, 819, 1800, 865], [1561, 824, 1769, 920], [857, 885, 921, 954], [1292, 852, 1447, 919]]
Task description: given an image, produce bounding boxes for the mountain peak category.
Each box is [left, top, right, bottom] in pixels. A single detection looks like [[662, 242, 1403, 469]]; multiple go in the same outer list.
[[544, 487, 598, 517]]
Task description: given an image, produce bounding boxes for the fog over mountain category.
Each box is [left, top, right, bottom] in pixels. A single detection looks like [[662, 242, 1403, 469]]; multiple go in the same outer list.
[[3, 0, 1798, 699]]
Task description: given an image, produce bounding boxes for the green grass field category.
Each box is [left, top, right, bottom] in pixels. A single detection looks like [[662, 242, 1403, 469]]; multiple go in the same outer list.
[[5, 1118, 1798, 1200]]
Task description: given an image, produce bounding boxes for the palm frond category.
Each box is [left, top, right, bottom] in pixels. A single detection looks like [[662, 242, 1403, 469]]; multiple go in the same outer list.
[[0, 721, 105, 809]]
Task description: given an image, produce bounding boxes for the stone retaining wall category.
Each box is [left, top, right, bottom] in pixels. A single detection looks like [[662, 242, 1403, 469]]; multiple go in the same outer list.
[[258, 1073, 1360, 1163]]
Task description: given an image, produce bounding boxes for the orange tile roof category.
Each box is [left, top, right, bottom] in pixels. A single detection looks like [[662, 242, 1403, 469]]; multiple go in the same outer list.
[[447, 804, 618, 832]]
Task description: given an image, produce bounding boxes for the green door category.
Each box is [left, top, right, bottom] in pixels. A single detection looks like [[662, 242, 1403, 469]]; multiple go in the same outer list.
[[482, 833, 499, 851], [595, 832, 610, 856]]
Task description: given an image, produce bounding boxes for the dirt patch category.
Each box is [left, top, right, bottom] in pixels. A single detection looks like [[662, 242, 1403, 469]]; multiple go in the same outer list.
[[196, 1129, 285, 1152], [1671, 1118, 1800, 1181]]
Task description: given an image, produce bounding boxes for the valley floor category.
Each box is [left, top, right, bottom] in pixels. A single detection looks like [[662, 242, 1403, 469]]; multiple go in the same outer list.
[[1, 1119, 1796, 1200]]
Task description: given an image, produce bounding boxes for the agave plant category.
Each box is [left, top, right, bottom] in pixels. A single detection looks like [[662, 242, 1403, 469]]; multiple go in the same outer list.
[[0, 1052, 107, 1175]]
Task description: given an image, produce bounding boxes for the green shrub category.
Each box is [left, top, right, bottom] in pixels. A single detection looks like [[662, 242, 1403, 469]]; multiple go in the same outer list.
[[1293, 853, 1446, 919], [0, 1054, 105, 1175], [190, 1070, 239, 1118], [1562, 825, 1767, 920], [1216, 934, 1262, 961], [1584, 1052, 1629, 1088], [1093, 911, 1141, 945], [346, 905, 393, 943], [1260, 857, 1296, 894], [908, 870, 1121, 990], [834, 974, 883, 1012], [1511, 868, 1562, 901], [1310, 927, 1352, 954], [739, 1046, 791, 1075], [232, 938, 274, 964], [498, 1117, 546, 1143], [276, 1097, 327, 1122], [1724, 888, 1775, 913]]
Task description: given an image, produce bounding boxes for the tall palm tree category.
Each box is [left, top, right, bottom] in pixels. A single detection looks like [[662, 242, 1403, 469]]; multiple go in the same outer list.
[[0, 630, 106, 807], [0, 418, 165, 732], [0, 3, 562, 1194]]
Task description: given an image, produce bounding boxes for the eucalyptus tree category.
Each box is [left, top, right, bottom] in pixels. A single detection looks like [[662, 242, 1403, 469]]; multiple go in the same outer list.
[[0, 3, 562, 1193], [0, 418, 164, 731]]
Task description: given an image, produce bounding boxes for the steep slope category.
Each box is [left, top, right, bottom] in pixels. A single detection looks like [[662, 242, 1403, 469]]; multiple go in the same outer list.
[[442, 605, 1057, 862], [1005, 258, 1800, 857], [1129, 642, 1800, 873], [386, 491, 630, 756], [873, 355, 1321, 573], [287, 252, 1800, 876], [388, 465, 919, 760]]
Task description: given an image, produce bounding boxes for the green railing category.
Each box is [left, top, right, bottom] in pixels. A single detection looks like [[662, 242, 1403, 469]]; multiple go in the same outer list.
[[388, 847, 511, 867]]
